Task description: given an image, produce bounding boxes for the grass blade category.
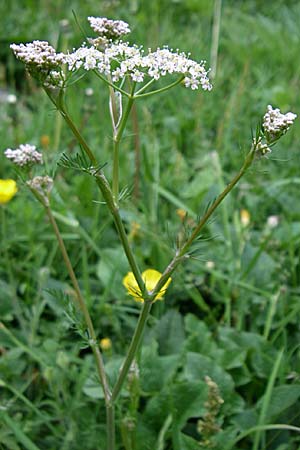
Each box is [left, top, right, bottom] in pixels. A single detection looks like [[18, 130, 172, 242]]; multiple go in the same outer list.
[[1, 413, 42, 450]]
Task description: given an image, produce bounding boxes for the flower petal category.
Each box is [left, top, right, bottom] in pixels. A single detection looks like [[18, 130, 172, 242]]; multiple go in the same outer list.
[[123, 271, 143, 301], [0, 179, 18, 204]]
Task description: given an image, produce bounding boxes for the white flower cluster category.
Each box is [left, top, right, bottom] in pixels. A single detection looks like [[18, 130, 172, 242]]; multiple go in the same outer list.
[[10, 17, 212, 92], [5, 144, 43, 167], [10, 41, 66, 70], [263, 105, 297, 142], [88, 17, 131, 39], [66, 42, 212, 91]]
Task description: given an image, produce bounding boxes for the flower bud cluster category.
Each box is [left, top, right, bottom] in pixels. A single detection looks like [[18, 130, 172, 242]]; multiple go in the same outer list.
[[27, 176, 53, 205], [5, 144, 43, 167], [44, 70, 66, 88], [88, 16, 131, 39], [10, 41, 66, 70], [255, 137, 271, 156], [27, 175, 53, 193], [263, 105, 297, 143], [197, 376, 223, 448]]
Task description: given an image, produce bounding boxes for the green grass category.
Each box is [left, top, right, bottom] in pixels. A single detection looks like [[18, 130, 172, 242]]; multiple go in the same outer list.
[[1, 1, 300, 449]]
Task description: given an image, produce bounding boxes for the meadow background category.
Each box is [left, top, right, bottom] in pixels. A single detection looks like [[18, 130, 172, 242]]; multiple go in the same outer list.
[[1, 0, 300, 449]]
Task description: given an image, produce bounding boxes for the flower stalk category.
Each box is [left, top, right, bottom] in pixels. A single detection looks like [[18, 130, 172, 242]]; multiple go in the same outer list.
[[43, 202, 111, 403]]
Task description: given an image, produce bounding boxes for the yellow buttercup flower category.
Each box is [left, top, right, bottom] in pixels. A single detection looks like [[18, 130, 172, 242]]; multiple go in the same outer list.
[[0, 179, 18, 204], [123, 269, 171, 303], [240, 209, 250, 227], [100, 338, 112, 351]]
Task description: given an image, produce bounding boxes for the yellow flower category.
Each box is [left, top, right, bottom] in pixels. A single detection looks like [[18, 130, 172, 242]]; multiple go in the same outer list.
[[240, 209, 250, 227], [100, 338, 112, 351], [0, 179, 18, 204], [40, 134, 50, 149], [123, 269, 171, 303], [128, 221, 141, 241], [176, 208, 187, 221]]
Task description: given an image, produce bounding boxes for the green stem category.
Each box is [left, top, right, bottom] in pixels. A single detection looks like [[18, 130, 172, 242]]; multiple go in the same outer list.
[[111, 301, 152, 402], [225, 424, 300, 450], [134, 78, 155, 96], [44, 88, 145, 295], [45, 88, 97, 164], [181, 148, 255, 255], [44, 204, 111, 404], [93, 70, 130, 97], [134, 76, 185, 99], [112, 138, 120, 202], [106, 405, 115, 450], [210, 0, 222, 80], [252, 349, 284, 450], [112, 95, 135, 202], [95, 173, 145, 296], [148, 146, 256, 300]]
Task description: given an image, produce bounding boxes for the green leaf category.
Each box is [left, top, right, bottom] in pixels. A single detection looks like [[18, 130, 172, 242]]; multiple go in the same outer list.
[[171, 380, 208, 429], [231, 408, 259, 431], [83, 356, 125, 399], [96, 246, 129, 297], [151, 310, 185, 355], [250, 343, 278, 378], [174, 432, 200, 450], [256, 384, 300, 419], [240, 242, 276, 285], [184, 352, 244, 414], [184, 314, 218, 355], [1, 413, 41, 450], [140, 340, 180, 393]]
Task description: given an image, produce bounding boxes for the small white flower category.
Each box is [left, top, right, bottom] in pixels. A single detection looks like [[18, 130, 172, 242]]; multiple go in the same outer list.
[[64, 39, 211, 91], [263, 105, 297, 142], [85, 87, 94, 96], [205, 261, 215, 270], [131, 70, 144, 82], [10, 41, 66, 70], [84, 55, 97, 70], [267, 215, 279, 228], [7, 94, 17, 104], [88, 17, 131, 39], [5, 144, 43, 167], [255, 137, 271, 156]]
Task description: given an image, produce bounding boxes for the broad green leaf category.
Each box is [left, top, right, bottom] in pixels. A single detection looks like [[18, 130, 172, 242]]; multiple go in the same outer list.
[[140, 340, 180, 393], [83, 356, 125, 399], [184, 352, 244, 414], [151, 310, 185, 355], [256, 384, 300, 419], [171, 380, 208, 429], [173, 432, 200, 450], [96, 246, 129, 297], [184, 314, 218, 355]]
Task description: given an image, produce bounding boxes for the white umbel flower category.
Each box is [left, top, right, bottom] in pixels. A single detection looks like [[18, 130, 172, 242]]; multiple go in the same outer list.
[[10, 41, 66, 70], [263, 105, 297, 142], [66, 41, 212, 91], [5, 144, 43, 167], [88, 17, 131, 39]]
